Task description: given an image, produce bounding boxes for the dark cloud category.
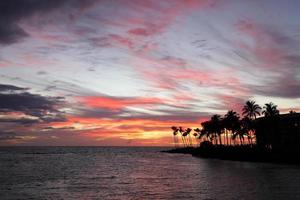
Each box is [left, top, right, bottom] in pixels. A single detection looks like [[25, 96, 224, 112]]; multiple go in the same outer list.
[[0, 133, 18, 141], [0, 117, 39, 124], [76, 107, 125, 119], [42, 126, 75, 131], [0, 92, 62, 114], [37, 71, 47, 75], [0, 83, 66, 123], [0, 83, 25, 91], [254, 79, 300, 98], [0, 0, 97, 45], [44, 85, 56, 91], [0, 0, 63, 44], [0, 130, 21, 141]]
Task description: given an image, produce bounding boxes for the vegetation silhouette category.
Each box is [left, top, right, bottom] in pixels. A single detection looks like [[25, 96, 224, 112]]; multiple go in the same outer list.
[[166, 100, 300, 164], [262, 102, 279, 117]]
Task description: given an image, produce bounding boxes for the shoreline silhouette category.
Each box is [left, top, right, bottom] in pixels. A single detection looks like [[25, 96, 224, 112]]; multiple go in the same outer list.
[[165, 101, 300, 164]]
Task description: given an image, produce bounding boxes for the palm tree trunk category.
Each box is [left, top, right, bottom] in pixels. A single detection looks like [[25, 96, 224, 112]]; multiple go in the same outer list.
[[174, 135, 177, 148], [173, 135, 176, 148], [189, 134, 192, 146], [181, 135, 185, 147], [214, 133, 217, 145], [225, 129, 228, 146]]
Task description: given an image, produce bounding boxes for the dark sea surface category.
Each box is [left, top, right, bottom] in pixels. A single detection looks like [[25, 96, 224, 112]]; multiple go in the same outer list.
[[0, 147, 300, 200]]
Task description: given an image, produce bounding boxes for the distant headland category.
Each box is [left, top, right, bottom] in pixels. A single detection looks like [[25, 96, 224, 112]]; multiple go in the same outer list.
[[164, 101, 300, 164]]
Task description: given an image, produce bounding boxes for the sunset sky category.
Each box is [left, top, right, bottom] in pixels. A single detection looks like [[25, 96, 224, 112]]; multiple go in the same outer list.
[[0, 0, 299, 146]]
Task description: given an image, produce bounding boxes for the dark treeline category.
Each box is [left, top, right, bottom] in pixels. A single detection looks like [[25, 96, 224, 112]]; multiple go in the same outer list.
[[171, 100, 297, 149], [168, 100, 300, 163]]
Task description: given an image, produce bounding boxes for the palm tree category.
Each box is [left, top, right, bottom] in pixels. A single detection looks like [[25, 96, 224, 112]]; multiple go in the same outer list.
[[200, 121, 213, 143], [194, 128, 201, 145], [179, 127, 186, 147], [262, 102, 279, 117], [242, 100, 261, 119], [240, 116, 254, 145], [171, 126, 179, 148], [234, 117, 252, 145], [223, 110, 240, 145], [289, 110, 296, 114], [221, 117, 229, 146], [242, 100, 261, 145], [180, 127, 192, 147], [184, 128, 192, 146], [193, 131, 199, 146], [210, 114, 223, 145]]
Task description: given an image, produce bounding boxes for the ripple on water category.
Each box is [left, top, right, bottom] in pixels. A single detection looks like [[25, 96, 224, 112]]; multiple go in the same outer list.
[[1, 147, 300, 200]]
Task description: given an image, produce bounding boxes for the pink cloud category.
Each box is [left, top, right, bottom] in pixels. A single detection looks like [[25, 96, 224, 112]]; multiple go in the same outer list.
[[216, 94, 247, 113], [108, 34, 134, 49], [102, 0, 218, 53], [128, 27, 154, 36], [236, 20, 284, 68], [0, 60, 12, 68], [125, 0, 216, 36], [138, 60, 246, 93]]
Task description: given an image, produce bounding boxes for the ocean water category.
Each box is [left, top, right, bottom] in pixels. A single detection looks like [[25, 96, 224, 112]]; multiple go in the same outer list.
[[0, 147, 300, 200]]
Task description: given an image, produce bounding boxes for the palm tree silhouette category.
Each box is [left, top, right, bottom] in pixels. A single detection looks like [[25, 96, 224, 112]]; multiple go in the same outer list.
[[193, 131, 198, 146], [171, 126, 179, 148], [224, 110, 240, 145], [184, 128, 192, 146], [194, 128, 201, 145], [200, 121, 213, 143], [242, 100, 261, 119], [233, 117, 252, 145], [240, 116, 254, 145], [210, 114, 223, 145], [242, 101, 261, 145], [289, 110, 296, 114], [179, 127, 186, 147], [262, 102, 280, 117]]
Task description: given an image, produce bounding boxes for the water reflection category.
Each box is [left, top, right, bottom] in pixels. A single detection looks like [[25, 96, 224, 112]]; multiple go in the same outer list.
[[0, 147, 300, 199]]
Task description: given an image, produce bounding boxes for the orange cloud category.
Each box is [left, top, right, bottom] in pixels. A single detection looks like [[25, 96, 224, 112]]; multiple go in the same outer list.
[[47, 115, 204, 144]]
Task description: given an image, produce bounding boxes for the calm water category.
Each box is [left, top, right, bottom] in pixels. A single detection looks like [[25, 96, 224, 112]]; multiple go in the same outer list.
[[1, 147, 300, 200]]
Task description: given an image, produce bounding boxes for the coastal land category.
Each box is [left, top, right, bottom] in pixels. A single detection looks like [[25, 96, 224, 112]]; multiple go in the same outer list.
[[163, 145, 300, 164]]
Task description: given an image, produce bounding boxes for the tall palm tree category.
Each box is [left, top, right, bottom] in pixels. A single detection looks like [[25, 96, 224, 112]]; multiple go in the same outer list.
[[240, 116, 254, 145], [179, 127, 186, 147], [223, 110, 240, 145], [221, 117, 229, 146], [180, 127, 192, 147], [234, 117, 252, 145], [193, 130, 199, 146], [242, 100, 261, 119], [262, 102, 280, 117], [200, 121, 213, 143], [184, 128, 192, 146], [194, 128, 201, 145], [210, 114, 223, 145], [171, 126, 179, 148]]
